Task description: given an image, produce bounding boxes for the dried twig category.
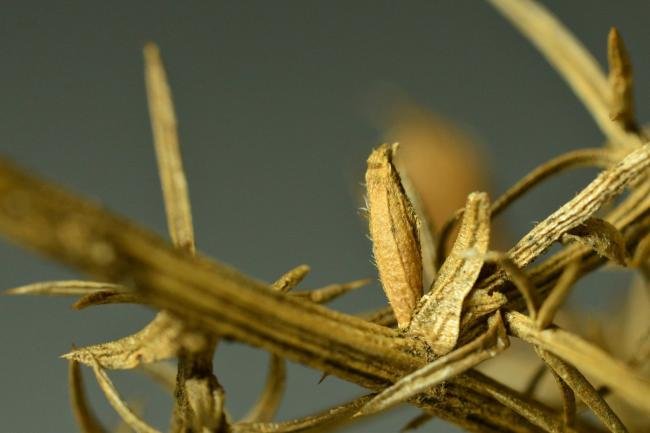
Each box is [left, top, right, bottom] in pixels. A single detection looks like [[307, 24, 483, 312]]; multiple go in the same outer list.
[[68, 360, 109, 433]]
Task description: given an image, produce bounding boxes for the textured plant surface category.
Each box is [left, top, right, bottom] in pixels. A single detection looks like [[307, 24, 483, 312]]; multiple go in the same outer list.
[[3, 0, 650, 432]]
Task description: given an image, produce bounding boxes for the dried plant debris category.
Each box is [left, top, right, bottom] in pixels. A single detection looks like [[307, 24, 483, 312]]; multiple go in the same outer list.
[[73, 290, 141, 310], [90, 357, 164, 433], [293, 278, 370, 304], [69, 360, 109, 433], [4, 280, 126, 297], [562, 218, 629, 266], [64, 312, 206, 369], [409, 192, 490, 354], [144, 42, 195, 254], [271, 265, 311, 292], [607, 27, 637, 132], [366, 143, 423, 327], [537, 349, 627, 433], [358, 311, 508, 416], [3, 1, 650, 432]]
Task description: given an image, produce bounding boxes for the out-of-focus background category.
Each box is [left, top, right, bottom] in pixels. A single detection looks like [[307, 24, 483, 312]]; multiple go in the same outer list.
[[1, 1, 649, 432]]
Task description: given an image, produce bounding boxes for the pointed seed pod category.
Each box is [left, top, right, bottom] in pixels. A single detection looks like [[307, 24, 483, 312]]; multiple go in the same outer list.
[[365, 143, 423, 327]]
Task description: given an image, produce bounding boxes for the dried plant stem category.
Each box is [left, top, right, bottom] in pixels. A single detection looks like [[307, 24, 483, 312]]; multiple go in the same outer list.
[[144, 42, 225, 433], [485, 252, 539, 319], [506, 311, 650, 413], [536, 349, 627, 433], [437, 147, 616, 265], [233, 395, 374, 433], [508, 144, 650, 269], [548, 369, 576, 430], [69, 360, 109, 433], [0, 158, 569, 433], [487, 0, 642, 149], [490, 148, 615, 217], [91, 358, 164, 433], [536, 261, 580, 329], [357, 311, 508, 416], [457, 371, 604, 433]]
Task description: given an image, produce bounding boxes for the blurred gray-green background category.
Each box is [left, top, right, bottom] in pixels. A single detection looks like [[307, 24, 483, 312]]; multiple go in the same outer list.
[[1, 1, 648, 432]]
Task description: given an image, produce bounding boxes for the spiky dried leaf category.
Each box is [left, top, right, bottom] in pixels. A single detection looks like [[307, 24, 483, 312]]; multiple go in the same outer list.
[[607, 27, 636, 131], [271, 265, 310, 292], [409, 192, 490, 354], [64, 312, 206, 369], [294, 278, 370, 304], [144, 42, 195, 253], [366, 143, 423, 327], [73, 290, 141, 310], [4, 280, 126, 297]]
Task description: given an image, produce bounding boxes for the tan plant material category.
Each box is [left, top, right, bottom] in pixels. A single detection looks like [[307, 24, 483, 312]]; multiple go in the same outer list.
[[409, 192, 490, 354], [144, 42, 225, 433], [90, 357, 164, 433], [507, 311, 650, 413], [232, 395, 373, 433], [562, 218, 629, 266], [547, 368, 576, 430], [535, 261, 581, 330], [69, 360, 109, 433], [270, 265, 311, 292], [508, 143, 650, 269], [293, 278, 371, 304], [73, 290, 141, 310], [144, 43, 195, 254], [365, 143, 423, 327], [4, 280, 126, 297], [3, 1, 650, 432], [485, 252, 539, 320], [358, 311, 508, 416], [64, 312, 206, 369], [607, 27, 637, 132], [537, 349, 627, 433]]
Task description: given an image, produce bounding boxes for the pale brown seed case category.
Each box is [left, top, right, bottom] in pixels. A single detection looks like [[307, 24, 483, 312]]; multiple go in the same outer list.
[[365, 143, 423, 328], [409, 191, 491, 355]]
